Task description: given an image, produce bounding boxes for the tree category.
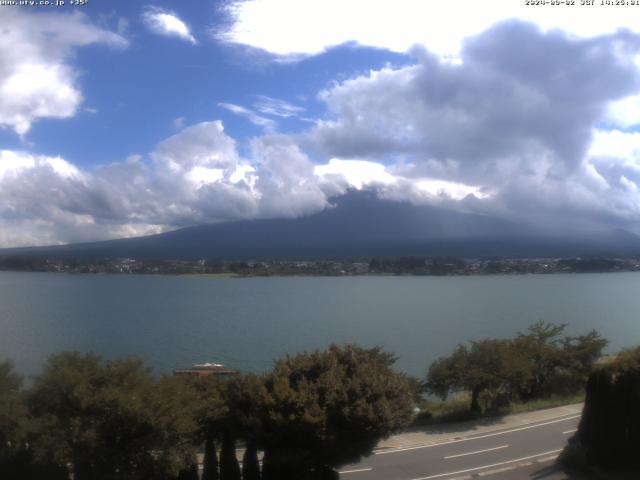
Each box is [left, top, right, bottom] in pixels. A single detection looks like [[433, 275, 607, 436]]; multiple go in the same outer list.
[[0, 360, 71, 480], [176, 458, 199, 480], [513, 322, 607, 400], [513, 322, 568, 400], [222, 373, 269, 480], [219, 429, 241, 480], [259, 344, 414, 479], [242, 443, 261, 480], [147, 376, 202, 478], [188, 376, 228, 480], [0, 361, 26, 461], [427, 322, 609, 412], [201, 428, 219, 480], [1, 362, 34, 478], [28, 352, 199, 479], [559, 330, 608, 393], [427, 340, 514, 413]]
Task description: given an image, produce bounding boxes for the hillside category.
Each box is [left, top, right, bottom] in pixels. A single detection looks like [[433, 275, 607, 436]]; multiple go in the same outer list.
[[2, 192, 640, 260]]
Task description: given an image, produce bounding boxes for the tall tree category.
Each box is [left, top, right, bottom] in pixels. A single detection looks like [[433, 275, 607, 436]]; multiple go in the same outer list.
[[222, 373, 269, 480], [176, 457, 200, 480], [189, 376, 227, 480], [259, 344, 414, 479], [0, 361, 59, 480], [242, 442, 261, 480], [427, 339, 513, 413], [514, 322, 607, 400], [513, 322, 568, 400], [219, 429, 241, 480], [201, 430, 219, 480], [427, 322, 609, 411], [0, 361, 26, 463], [27, 352, 199, 479], [559, 330, 608, 392]]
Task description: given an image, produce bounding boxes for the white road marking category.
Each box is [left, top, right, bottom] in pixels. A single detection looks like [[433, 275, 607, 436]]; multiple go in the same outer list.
[[339, 467, 373, 474], [410, 449, 563, 480], [562, 429, 577, 435], [376, 414, 580, 455], [444, 445, 508, 459]]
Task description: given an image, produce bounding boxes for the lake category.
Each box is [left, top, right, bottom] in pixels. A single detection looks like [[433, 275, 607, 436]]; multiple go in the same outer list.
[[1, 271, 639, 379]]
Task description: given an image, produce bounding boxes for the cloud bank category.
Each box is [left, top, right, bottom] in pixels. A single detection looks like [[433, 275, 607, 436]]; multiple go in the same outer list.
[[219, 0, 640, 59], [0, 122, 334, 246], [4, 9, 640, 247], [306, 22, 640, 228]]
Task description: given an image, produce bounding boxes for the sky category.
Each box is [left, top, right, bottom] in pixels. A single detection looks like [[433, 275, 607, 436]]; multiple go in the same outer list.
[[2, 0, 640, 247]]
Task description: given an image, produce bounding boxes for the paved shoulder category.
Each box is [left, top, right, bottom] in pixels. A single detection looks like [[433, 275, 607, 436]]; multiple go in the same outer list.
[[376, 404, 583, 452], [339, 404, 584, 480]]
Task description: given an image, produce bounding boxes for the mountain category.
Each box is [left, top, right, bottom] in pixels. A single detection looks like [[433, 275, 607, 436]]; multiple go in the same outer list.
[[2, 192, 640, 260]]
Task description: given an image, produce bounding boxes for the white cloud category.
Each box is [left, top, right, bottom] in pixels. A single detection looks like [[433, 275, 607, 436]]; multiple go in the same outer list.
[[0, 150, 36, 178], [152, 120, 240, 171], [219, 0, 640, 59], [0, 121, 332, 247], [1, 64, 80, 136], [589, 129, 640, 161], [5, 116, 640, 248], [186, 166, 225, 187], [44, 157, 82, 179], [314, 158, 487, 202], [0, 9, 127, 135], [315, 158, 395, 189], [5, 11, 640, 246], [605, 94, 640, 128], [229, 164, 257, 185], [0, 150, 116, 246], [0, 150, 81, 181], [252, 95, 306, 118], [298, 21, 640, 228], [414, 179, 488, 201], [218, 102, 277, 131], [251, 135, 329, 218], [308, 22, 640, 196], [142, 7, 197, 44]]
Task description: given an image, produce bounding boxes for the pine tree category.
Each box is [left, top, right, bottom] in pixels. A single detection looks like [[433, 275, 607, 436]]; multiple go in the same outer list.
[[242, 442, 261, 480], [202, 431, 219, 480], [219, 429, 241, 480]]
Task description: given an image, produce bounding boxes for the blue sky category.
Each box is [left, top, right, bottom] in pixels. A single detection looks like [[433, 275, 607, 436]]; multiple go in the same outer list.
[[2, 0, 640, 246], [0, 1, 409, 167]]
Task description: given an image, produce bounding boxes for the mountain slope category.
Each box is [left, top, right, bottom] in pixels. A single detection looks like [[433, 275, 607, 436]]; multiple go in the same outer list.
[[2, 192, 640, 260]]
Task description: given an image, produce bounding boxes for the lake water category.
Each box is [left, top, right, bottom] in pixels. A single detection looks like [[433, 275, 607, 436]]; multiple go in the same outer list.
[[1, 271, 640, 379]]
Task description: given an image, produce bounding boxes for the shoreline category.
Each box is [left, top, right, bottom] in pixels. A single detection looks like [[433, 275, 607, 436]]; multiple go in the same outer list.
[[2, 269, 640, 278]]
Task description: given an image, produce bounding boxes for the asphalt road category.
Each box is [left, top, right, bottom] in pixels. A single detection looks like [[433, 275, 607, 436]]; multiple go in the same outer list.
[[339, 413, 581, 480]]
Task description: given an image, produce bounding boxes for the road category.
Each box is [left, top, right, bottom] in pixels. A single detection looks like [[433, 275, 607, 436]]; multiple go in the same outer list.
[[339, 412, 580, 480]]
